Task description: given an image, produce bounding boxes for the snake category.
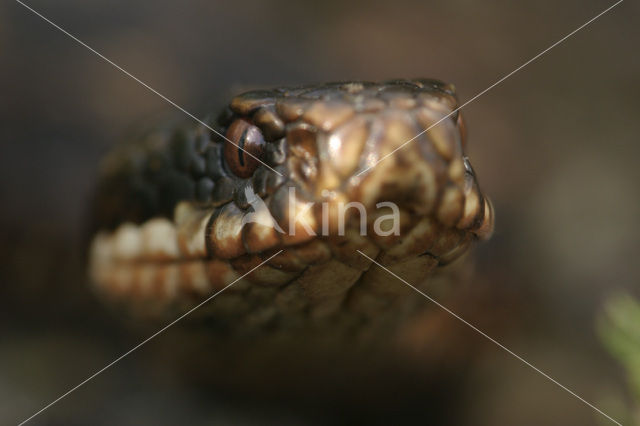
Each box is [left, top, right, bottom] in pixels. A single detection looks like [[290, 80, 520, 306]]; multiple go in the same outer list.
[[88, 79, 493, 341]]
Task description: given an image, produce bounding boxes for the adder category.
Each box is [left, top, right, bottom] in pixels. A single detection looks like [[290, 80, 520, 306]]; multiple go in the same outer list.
[[88, 78, 494, 343]]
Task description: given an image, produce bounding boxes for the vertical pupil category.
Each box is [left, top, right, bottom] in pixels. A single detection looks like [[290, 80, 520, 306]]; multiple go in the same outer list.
[[224, 119, 264, 178], [237, 127, 249, 167]]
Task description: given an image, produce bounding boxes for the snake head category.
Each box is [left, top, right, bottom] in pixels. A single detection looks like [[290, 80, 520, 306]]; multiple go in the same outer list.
[[215, 79, 493, 263], [89, 79, 494, 309]]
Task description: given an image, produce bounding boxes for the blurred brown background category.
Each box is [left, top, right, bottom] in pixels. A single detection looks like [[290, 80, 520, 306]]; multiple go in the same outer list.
[[1, 0, 639, 424]]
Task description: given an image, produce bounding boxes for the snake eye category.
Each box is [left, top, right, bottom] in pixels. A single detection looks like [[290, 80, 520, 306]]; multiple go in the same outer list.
[[223, 118, 265, 178]]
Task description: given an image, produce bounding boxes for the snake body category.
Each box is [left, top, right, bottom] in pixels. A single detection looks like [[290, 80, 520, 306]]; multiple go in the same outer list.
[[89, 79, 493, 338]]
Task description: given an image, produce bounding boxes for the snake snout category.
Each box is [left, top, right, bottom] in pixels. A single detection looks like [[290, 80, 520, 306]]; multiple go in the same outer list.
[[332, 107, 493, 243]]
